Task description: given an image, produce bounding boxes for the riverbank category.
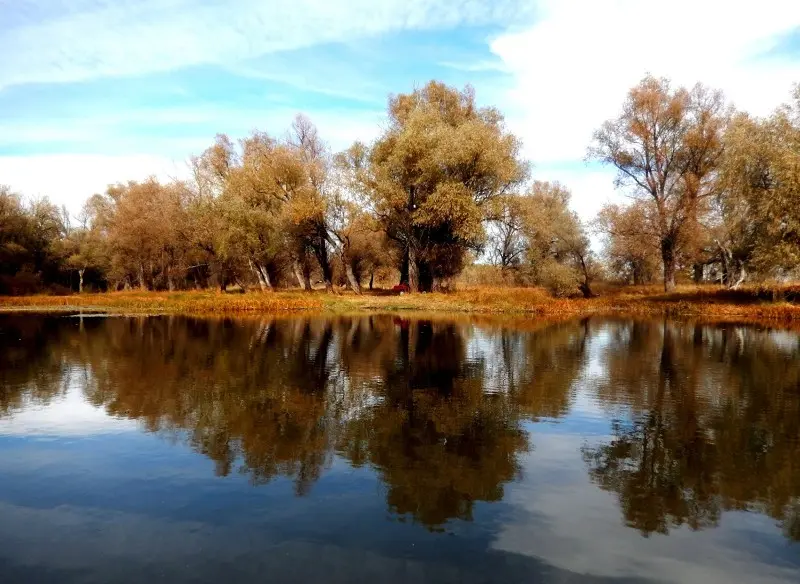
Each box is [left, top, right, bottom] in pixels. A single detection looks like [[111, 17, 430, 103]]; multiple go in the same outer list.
[[2, 284, 800, 322]]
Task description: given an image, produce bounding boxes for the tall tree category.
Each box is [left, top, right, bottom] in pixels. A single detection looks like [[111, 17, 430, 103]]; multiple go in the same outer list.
[[345, 81, 527, 292], [717, 88, 800, 282], [596, 202, 661, 285], [101, 179, 190, 290], [523, 182, 600, 297], [487, 194, 528, 271], [590, 76, 727, 291]]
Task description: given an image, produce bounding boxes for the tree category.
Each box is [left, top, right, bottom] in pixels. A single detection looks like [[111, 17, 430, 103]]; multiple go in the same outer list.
[[520, 182, 601, 297], [62, 215, 108, 293], [487, 194, 527, 271], [345, 81, 527, 292], [327, 195, 389, 294], [717, 88, 800, 282], [197, 118, 337, 293], [100, 179, 190, 290], [0, 187, 69, 294], [590, 76, 727, 291], [285, 114, 336, 291], [596, 202, 661, 285]]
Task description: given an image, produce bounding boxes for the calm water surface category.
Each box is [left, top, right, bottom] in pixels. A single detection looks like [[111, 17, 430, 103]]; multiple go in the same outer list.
[[0, 313, 798, 583]]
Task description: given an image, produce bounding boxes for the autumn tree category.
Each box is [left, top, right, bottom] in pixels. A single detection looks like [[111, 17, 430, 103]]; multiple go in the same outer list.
[[523, 182, 600, 297], [98, 179, 191, 290], [487, 182, 599, 296], [0, 187, 69, 294], [327, 195, 389, 294], [487, 194, 527, 271], [195, 117, 336, 292], [716, 87, 800, 282], [61, 204, 109, 293], [596, 202, 661, 285], [344, 81, 527, 292], [590, 76, 727, 291]]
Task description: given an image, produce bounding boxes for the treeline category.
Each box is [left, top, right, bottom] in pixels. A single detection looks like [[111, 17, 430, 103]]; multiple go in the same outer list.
[[1, 77, 798, 296]]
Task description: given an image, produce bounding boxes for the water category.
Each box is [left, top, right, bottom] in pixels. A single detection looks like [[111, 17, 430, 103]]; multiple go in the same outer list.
[[0, 313, 798, 583]]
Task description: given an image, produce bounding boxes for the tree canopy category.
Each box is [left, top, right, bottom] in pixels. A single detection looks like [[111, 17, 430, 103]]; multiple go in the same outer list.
[[1, 77, 799, 296]]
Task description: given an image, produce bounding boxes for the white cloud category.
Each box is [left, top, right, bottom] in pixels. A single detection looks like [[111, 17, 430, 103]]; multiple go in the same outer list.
[[4, 0, 798, 223], [0, 154, 186, 212], [533, 164, 621, 221], [0, 0, 532, 89], [0, 108, 383, 211], [491, 0, 800, 166]]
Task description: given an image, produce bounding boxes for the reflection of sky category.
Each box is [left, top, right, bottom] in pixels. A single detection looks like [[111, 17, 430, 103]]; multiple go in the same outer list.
[[1, 318, 799, 583], [0, 380, 138, 437], [494, 432, 800, 584]]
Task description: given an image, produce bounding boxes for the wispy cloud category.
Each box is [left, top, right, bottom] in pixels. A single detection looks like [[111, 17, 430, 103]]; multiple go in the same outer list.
[[2, 0, 798, 222], [0, 0, 533, 89]]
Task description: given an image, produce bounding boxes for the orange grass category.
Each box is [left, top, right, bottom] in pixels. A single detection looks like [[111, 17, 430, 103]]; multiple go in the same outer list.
[[0, 290, 322, 314], [1, 284, 800, 322]]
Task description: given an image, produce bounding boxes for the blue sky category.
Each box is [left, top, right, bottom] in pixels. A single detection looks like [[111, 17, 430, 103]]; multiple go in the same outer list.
[[1, 0, 799, 217]]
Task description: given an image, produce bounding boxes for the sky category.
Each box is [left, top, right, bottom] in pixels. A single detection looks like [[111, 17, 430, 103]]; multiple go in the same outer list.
[[1, 0, 799, 219]]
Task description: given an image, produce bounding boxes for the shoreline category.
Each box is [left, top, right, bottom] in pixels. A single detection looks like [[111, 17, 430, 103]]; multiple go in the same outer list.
[[1, 286, 800, 325]]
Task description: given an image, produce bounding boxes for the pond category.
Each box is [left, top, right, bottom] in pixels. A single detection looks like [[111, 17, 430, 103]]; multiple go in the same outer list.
[[0, 313, 798, 583]]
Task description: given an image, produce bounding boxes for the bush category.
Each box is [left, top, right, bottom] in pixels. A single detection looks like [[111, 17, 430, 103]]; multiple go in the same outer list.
[[0, 268, 43, 296], [538, 262, 582, 298]]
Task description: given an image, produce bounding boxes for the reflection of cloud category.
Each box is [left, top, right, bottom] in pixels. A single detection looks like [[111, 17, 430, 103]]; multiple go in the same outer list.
[[0, 497, 652, 584], [0, 383, 137, 437], [492, 432, 799, 584]]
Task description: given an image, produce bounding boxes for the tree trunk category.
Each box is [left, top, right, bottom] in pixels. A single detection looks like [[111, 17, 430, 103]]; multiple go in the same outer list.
[[319, 260, 333, 292], [416, 259, 434, 293], [249, 259, 273, 291], [369, 269, 374, 291], [138, 263, 147, 291], [578, 255, 594, 298], [631, 261, 643, 286], [731, 262, 747, 289], [660, 238, 676, 293], [78, 268, 85, 294], [399, 247, 410, 286], [293, 260, 311, 291], [345, 263, 361, 294], [408, 248, 419, 293], [719, 250, 730, 286], [251, 260, 267, 291], [692, 263, 704, 284]]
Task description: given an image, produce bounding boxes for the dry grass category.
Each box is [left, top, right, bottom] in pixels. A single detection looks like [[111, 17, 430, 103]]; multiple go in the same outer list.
[[2, 284, 800, 322], [0, 290, 322, 314]]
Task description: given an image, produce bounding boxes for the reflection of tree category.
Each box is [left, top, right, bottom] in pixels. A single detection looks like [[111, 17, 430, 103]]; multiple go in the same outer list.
[[80, 317, 339, 494], [335, 318, 589, 529], [583, 320, 800, 541], [339, 321, 527, 528], [0, 313, 588, 530], [7, 313, 800, 539], [0, 314, 77, 415]]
